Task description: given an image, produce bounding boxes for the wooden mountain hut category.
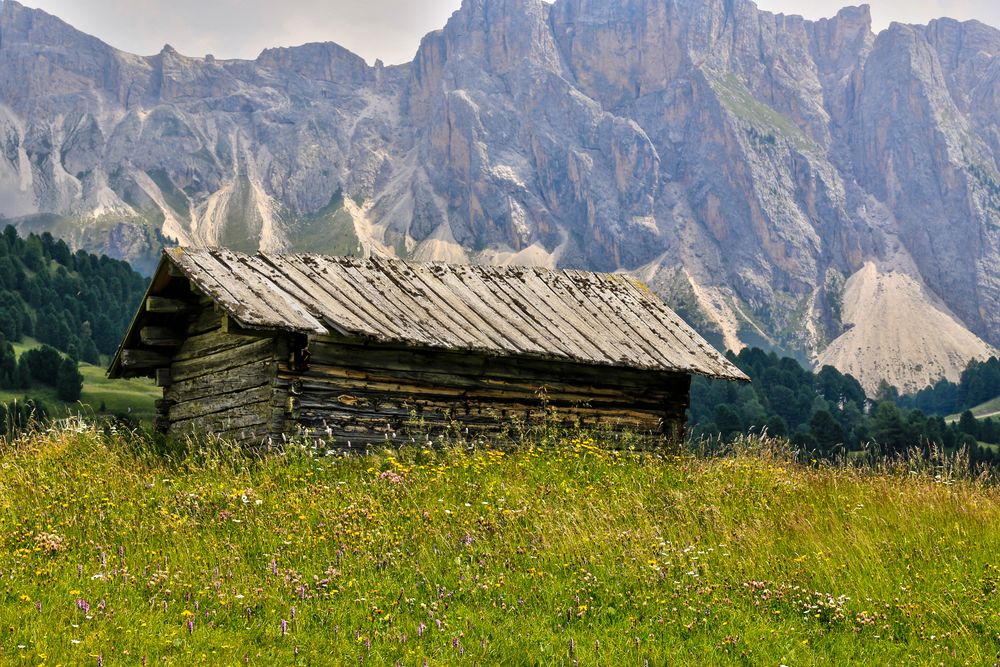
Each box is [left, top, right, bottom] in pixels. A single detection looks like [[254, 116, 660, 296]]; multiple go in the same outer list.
[[108, 248, 747, 446]]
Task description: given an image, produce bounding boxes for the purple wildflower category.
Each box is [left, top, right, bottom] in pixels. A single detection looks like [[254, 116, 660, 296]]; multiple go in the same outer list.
[[97, 654, 103, 667], [187, 618, 194, 635], [281, 619, 288, 636], [418, 622, 426, 637], [291, 605, 296, 620]]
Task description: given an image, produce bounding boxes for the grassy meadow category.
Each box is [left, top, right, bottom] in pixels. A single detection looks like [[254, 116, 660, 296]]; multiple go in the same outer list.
[[0, 338, 159, 422], [0, 425, 999, 665]]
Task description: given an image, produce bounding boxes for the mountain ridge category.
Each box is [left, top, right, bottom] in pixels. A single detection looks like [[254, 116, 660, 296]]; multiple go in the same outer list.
[[0, 0, 998, 393]]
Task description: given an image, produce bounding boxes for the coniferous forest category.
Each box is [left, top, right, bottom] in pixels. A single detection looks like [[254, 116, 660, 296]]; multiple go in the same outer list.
[[0, 226, 147, 410], [689, 348, 1000, 464]]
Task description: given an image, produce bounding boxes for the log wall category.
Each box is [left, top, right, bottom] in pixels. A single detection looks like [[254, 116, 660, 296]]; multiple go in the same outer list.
[[155, 306, 285, 445], [276, 335, 690, 447]]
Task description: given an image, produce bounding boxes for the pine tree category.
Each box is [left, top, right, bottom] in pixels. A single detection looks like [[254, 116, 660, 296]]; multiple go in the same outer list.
[[55, 358, 83, 402]]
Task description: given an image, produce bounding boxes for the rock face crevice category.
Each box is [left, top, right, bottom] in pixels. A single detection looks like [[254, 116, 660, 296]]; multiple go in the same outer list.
[[0, 0, 997, 391]]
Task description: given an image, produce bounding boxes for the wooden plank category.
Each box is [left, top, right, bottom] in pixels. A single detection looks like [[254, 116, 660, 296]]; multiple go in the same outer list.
[[284, 254, 418, 341], [442, 265, 556, 356], [401, 262, 522, 353], [165, 359, 273, 403], [305, 255, 445, 347], [365, 258, 488, 350], [146, 296, 198, 314], [121, 349, 171, 369], [170, 338, 275, 383], [213, 249, 328, 335], [169, 385, 275, 422], [187, 307, 223, 335], [140, 327, 184, 347], [583, 272, 701, 371], [173, 329, 269, 364], [486, 268, 610, 363], [305, 339, 681, 390], [285, 365, 670, 407], [532, 267, 642, 364]]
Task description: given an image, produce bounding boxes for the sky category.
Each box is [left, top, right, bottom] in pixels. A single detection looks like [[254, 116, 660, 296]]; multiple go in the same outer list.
[[15, 0, 1000, 66]]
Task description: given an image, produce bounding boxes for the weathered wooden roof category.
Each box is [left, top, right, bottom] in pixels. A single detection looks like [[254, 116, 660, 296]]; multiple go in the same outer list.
[[118, 248, 747, 381]]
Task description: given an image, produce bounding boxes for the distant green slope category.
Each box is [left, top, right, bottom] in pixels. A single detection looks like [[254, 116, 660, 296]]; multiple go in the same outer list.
[[948, 395, 1000, 422], [0, 338, 158, 421]]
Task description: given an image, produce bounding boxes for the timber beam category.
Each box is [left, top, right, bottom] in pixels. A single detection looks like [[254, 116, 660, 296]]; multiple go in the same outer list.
[[140, 327, 185, 347], [146, 296, 199, 314], [120, 349, 172, 370]]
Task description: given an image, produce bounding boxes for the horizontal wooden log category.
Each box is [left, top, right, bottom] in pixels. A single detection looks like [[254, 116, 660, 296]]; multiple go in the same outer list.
[[170, 338, 276, 383], [165, 359, 273, 404], [170, 413, 272, 441], [146, 296, 199, 314], [307, 339, 688, 392], [187, 307, 224, 336], [140, 327, 184, 347], [121, 349, 171, 369], [280, 371, 669, 410], [169, 385, 274, 422], [173, 329, 271, 364]]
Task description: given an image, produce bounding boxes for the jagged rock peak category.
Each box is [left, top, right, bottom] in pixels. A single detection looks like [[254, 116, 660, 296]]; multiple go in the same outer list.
[[256, 41, 374, 83]]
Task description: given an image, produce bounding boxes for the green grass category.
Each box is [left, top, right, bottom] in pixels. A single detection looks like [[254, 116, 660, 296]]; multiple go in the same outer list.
[[0, 428, 998, 665], [947, 395, 1000, 423], [0, 338, 159, 421], [285, 191, 361, 257]]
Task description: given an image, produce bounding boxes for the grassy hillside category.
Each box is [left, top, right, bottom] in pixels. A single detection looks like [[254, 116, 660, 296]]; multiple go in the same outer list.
[[0, 338, 158, 421], [0, 427, 998, 664], [969, 396, 1000, 420]]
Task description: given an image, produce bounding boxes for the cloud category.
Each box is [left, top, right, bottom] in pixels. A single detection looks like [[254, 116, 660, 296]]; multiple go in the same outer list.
[[16, 0, 1000, 66]]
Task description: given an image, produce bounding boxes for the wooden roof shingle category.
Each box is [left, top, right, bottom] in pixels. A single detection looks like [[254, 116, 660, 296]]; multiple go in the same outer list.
[[113, 248, 748, 381]]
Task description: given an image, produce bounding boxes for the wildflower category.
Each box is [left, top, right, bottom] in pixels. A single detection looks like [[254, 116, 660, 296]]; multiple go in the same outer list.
[[187, 618, 194, 635], [281, 619, 288, 636], [98, 654, 103, 667], [35, 532, 64, 553]]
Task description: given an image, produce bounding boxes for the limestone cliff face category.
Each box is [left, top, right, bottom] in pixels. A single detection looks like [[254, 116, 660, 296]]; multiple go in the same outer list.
[[0, 0, 997, 391]]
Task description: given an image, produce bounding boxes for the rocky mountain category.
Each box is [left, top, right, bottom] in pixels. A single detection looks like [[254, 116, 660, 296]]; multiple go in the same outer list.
[[0, 0, 998, 393]]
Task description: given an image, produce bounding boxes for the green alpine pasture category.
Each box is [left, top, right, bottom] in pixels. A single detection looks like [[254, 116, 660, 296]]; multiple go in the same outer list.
[[1, 425, 998, 665], [0, 338, 158, 422]]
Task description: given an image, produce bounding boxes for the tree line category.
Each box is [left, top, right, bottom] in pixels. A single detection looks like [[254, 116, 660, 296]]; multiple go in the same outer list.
[[689, 348, 1000, 465], [0, 226, 147, 365]]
